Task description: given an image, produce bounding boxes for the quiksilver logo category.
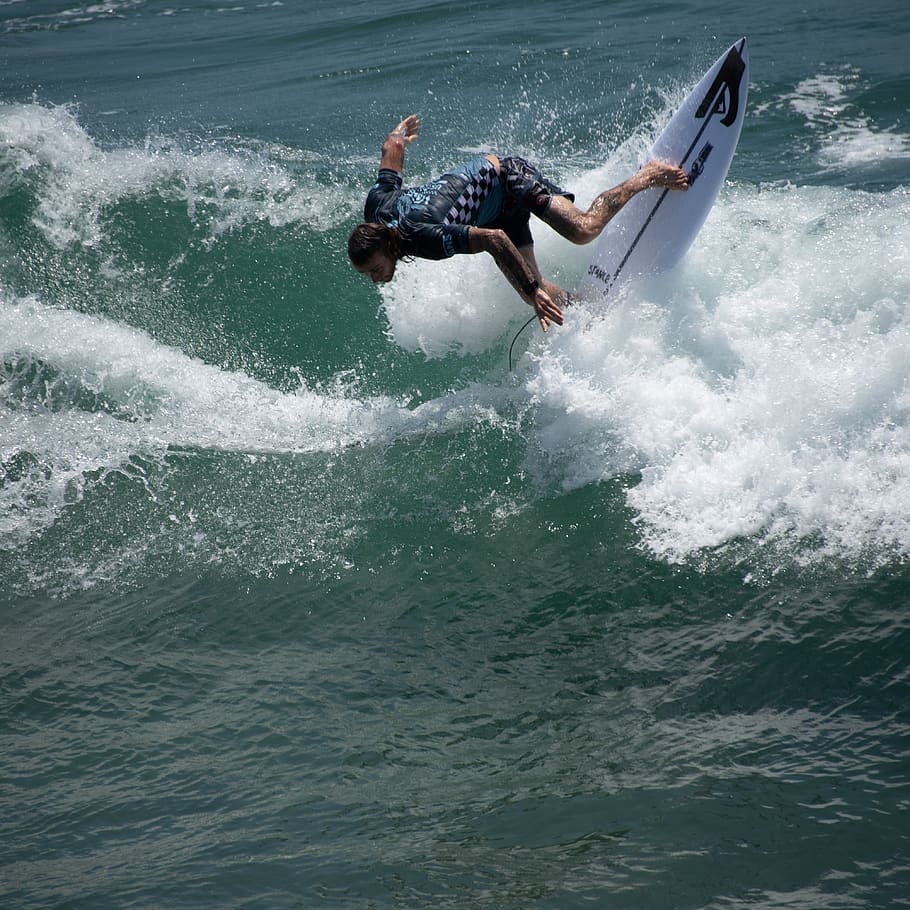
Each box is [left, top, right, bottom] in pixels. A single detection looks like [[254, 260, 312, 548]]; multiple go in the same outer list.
[[695, 44, 745, 127]]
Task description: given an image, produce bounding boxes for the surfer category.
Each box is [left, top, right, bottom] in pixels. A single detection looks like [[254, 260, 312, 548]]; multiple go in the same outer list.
[[348, 115, 689, 332]]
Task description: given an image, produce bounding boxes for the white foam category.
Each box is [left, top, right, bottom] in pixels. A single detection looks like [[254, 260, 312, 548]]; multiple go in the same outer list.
[[0, 294, 499, 543], [820, 124, 910, 170], [380, 254, 519, 358], [785, 71, 910, 171], [787, 74, 848, 121], [0, 101, 354, 250], [0, 0, 146, 33], [522, 182, 910, 565]]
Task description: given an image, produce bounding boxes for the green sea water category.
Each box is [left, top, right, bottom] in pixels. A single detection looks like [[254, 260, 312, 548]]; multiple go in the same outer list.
[[2, 2, 910, 908]]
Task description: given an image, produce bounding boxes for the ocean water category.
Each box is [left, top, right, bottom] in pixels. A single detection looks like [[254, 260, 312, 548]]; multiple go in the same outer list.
[[2, 1, 910, 907]]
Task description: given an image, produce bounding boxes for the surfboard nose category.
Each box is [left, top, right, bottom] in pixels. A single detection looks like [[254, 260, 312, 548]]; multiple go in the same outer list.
[[581, 38, 750, 299]]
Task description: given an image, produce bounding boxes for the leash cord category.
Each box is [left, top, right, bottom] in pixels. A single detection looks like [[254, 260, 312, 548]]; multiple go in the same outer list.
[[508, 314, 537, 372]]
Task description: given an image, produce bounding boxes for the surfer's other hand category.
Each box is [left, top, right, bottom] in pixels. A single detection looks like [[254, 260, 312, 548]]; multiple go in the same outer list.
[[533, 287, 563, 332]]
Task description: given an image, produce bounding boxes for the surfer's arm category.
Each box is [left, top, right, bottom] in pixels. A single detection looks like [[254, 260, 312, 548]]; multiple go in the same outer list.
[[468, 227, 563, 332], [379, 115, 421, 173]]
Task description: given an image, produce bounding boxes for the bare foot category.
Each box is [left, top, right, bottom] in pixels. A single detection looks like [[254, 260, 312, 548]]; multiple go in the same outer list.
[[638, 159, 689, 191]]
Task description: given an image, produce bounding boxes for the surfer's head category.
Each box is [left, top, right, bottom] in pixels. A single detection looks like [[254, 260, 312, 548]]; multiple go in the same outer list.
[[348, 223, 399, 283]]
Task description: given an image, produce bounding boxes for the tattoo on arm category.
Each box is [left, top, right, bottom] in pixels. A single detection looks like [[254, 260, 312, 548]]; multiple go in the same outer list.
[[470, 229, 537, 300]]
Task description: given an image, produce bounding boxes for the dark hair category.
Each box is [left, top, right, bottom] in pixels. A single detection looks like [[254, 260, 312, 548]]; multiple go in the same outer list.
[[348, 223, 401, 266]]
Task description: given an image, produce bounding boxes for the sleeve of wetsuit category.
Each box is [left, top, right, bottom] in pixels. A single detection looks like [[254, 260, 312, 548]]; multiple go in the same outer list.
[[364, 168, 403, 222], [403, 222, 473, 260]]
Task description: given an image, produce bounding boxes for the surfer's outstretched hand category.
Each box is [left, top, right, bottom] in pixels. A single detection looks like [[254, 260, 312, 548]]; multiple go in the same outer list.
[[392, 114, 421, 144], [638, 160, 689, 190]]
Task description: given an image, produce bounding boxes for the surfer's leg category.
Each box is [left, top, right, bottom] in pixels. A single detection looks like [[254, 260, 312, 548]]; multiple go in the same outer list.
[[540, 161, 688, 245]]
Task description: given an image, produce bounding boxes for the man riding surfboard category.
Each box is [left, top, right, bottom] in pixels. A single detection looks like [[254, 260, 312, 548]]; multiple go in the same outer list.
[[349, 115, 688, 332]]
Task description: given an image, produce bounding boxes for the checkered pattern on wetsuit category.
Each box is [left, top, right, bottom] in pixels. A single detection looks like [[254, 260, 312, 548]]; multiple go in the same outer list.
[[443, 162, 499, 225]]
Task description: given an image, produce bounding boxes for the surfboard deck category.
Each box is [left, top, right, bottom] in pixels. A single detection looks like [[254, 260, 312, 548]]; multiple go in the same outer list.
[[580, 38, 749, 300]]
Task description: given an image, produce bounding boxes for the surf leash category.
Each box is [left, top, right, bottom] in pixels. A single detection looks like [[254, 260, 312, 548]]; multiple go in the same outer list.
[[508, 290, 580, 372], [508, 314, 537, 372]]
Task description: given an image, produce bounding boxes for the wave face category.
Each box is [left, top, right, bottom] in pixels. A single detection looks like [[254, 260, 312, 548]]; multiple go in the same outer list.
[[2, 87, 910, 583]]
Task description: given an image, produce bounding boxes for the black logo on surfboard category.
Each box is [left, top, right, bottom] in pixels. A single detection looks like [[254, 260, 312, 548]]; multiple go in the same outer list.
[[695, 44, 745, 127], [688, 142, 713, 185]]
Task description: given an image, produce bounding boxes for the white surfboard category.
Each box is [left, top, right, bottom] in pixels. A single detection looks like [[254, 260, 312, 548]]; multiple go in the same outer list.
[[581, 37, 749, 299]]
